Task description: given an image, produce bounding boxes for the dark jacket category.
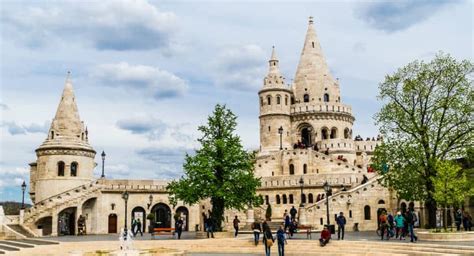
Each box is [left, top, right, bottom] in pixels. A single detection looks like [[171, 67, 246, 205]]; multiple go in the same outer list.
[[277, 228, 286, 244], [252, 222, 262, 232], [290, 207, 297, 217], [336, 216, 346, 227]]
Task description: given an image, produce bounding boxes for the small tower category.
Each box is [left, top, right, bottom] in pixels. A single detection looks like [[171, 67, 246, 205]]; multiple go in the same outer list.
[[258, 47, 292, 152], [29, 73, 96, 203]]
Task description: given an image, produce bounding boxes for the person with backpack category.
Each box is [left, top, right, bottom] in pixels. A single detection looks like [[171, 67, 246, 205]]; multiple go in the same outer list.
[[394, 211, 405, 240], [378, 211, 388, 240], [262, 221, 274, 256], [336, 212, 346, 240], [407, 209, 418, 242], [251, 220, 262, 245], [277, 225, 287, 256]]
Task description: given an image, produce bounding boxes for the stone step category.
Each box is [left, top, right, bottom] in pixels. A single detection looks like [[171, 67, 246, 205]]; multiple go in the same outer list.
[[0, 240, 35, 248], [7, 224, 35, 238], [0, 244, 19, 252]]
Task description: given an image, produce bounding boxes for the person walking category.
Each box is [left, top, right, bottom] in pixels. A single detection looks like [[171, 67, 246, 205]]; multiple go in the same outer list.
[[394, 211, 405, 240], [336, 212, 346, 240], [136, 218, 143, 237], [251, 220, 262, 245], [206, 214, 214, 238], [463, 211, 472, 231], [387, 212, 394, 238], [288, 220, 297, 238], [176, 217, 184, 239], [284, 212, 291, 232], [319, 226, 331, 247], [407, 209, 418, 243], [233, 216, 240, 237], [290, 206, 297, 222], [455, 209, 462, 231], [131, 218, 138, 237], [262, 221, 274, 256], [277, 225, 286, 256], [465, 212, 472, 231], [202, 212, 207, 232], [378, 211, 388, 240]]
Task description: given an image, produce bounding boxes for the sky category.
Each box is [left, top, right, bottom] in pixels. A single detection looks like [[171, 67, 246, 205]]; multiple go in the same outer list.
[[0, 0, 472, 202]]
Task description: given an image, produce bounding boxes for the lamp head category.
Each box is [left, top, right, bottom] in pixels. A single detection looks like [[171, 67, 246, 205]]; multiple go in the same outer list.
[[122, 191, 129, 201], [278, 126, 283, 134], [21, 181, 26, 191], [323, 181, 330, 193]]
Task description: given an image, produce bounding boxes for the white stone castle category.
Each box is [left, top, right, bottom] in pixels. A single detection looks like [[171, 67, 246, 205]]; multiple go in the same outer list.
[[16, 18, 418, 237]]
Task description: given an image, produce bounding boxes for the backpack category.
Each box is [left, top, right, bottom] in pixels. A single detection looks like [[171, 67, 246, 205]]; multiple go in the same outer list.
[[412, 212, 418, 223]]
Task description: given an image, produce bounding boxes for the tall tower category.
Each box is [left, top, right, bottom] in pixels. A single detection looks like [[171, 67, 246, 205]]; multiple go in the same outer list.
[[29, 73, 96, 203], [258, 47, 292, 152]]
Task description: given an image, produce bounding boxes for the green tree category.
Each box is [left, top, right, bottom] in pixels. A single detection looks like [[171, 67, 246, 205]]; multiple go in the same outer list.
[[372, 53, 473, 228], [167, 104, 262, 231], [432, 160, 473, 230]]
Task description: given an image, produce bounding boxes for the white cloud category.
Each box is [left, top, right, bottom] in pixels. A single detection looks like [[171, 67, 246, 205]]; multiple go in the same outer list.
[[212, 44, 266, 91], [1, 0, 178, 51], [1, 121, 49, 135], [93, 62, 188, 98]]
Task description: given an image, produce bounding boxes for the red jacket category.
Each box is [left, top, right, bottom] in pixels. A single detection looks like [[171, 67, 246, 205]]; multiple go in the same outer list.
[[321, 229, 331, 240]]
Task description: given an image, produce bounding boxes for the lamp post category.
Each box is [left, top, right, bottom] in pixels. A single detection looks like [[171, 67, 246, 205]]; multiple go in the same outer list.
[[101, 151, 106, 178], [21, 181, 26, 209], [299, 176, 304, 207], [122, 191, 129, 241], [278, 126, 283, 150], [323, 181, 331, 225]]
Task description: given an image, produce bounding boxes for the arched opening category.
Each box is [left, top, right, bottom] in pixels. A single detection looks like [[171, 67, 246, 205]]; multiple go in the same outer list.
[[291, 97, 295, 104], [303, 164, 307, 174], [282, 194, 287, 204], [324, 93, 329, 102], [301, 193, 306, 204], [276, 195, 281, 204], [308, 193, 314, 203], [58, 161, 65, 176], [265, 195, 269, 205], [58, 207, 76, 235], [176, 206, 189, 231], [317, 194, 321, 202], [151, 203, 172, 228], [81, 198, 97, 234], [400, 202, 407, 213], [35, 216, 53, 236], [378, 199, 385, 204], [301, 127, 312, 147], [267, 96, 271, 105], [108, 214, 117, 233], [408, 202, 415, 211], [289, 194, 294, 204], [260, 97, 263, 106], [303, 94, 310, 102], [344, 128, 350, 139], [364, 205, 371, 220], [330, 127, 337, 139], [50, 131, 54, 139], [132, 206, 146, 233], [277, 96, 281, 104], [321, 128, 328, 140], [70, 162, 78, 177], [285, 96, 288, 105], [289, 164, 295, 175]]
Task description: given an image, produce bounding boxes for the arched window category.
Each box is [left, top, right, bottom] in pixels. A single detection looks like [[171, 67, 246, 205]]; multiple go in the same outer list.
[[277, 96, 281, 104], [303, 94, 310, 102], [301, 193, 306, 204], [378, 199, 385, 204], [282, 194, 287, 204], [317, 194, 321, 202], [291, 97, 295, 104], [276, 195, 281, 204], [344, 128, 350, 139], [267, 96, 271, 105], [303, 164, 307, 174], [301, 127, 312, 147], [289, 164, 295, 175], [51, 131, 55, 139], [265, 195, 269, 205], [322, 128, 328, 140], [260, 97, 264, 106], [57, 161, 65, 176], [289, 194, 294, 204], [324, 93, 330, 102], [285, 96, 288, 105], [364, 205, 371, 220], [70, 162, 78, 177], [330, 127, 337, 139], [308, 193, 314, 203]]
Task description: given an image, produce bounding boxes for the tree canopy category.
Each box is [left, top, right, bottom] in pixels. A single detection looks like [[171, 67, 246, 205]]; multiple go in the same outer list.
[[372, 53, 473, 227], [167, 104, 262, 230]]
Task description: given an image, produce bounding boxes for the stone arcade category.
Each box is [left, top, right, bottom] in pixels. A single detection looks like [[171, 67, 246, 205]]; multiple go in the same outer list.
[[20, 18, 421, 237]]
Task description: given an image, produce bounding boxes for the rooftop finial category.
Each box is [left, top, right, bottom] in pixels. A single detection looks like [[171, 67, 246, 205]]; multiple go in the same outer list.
[[309, 16, 314, 24]]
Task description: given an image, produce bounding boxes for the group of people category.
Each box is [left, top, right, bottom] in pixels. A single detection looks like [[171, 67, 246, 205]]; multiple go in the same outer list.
[[250, 219, 287, 256], [378, 209, 418, 242], [455, 209, 472, 231], [131, 218, 143, 237]]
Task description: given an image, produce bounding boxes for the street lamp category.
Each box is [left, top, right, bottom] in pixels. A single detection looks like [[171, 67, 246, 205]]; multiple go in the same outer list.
[[323, 181, 332, 225], [122, 191, 129, 240], [147, 194, 153, 209], [21, 181, 27, 209], [299, 176, 304, 207], [101, 151, 106, 178], [278, 126, 283, 150]]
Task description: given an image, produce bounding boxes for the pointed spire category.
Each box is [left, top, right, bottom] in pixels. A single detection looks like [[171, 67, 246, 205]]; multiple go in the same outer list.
[[50, 72, 84, 138], [270, 45, 278, 61], [264, 46, 285, 88]]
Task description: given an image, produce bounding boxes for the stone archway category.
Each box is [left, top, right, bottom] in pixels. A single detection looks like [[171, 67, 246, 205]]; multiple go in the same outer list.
[[58, 207, 76, 236], [151, 203, 171, 228], [35, 216, 52, 236], [176, 206, 189, 231], [131, 206, 146, 232]]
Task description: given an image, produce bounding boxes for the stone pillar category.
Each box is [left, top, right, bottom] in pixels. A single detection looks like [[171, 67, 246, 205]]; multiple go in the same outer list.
[[51, 212, 58, 237], [76, 207, 82, 235], [246, 208, 255, 224], [298, 207, 308, 225], [19, 209, 25, 224]]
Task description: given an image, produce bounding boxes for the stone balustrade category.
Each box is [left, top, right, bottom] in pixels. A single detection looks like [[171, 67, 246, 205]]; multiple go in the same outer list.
[[290, 102, 353, 116]]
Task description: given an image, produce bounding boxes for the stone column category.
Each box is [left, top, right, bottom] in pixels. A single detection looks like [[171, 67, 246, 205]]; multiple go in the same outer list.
[[19, 209, 25, 224], [246, 208, 255, 224], [298, 207, 308, 225], [51, 212, 58, 237]]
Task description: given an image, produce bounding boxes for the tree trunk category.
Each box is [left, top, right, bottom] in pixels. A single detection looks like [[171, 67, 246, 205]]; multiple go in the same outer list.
[[425, 196, 437, 229], [211, 197, 225, 231]]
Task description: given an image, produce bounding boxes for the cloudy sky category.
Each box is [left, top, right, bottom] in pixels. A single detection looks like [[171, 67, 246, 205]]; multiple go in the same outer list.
[[1, 0, 472, 202]]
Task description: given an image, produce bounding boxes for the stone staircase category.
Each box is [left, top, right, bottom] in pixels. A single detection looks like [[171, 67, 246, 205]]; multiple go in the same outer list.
[[6, 225, 35, 238], [0, 239, 59, 254]]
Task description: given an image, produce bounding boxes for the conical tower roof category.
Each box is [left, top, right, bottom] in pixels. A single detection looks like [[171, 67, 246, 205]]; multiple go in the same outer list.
[[293, 17, 338, 101], [263, 46, 286, 88], [38, 73, 94, 152]]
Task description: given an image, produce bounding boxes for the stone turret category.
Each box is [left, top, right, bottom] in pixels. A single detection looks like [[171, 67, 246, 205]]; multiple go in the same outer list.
[[258, 47, 292, 152], [29, 73, 96, 203]]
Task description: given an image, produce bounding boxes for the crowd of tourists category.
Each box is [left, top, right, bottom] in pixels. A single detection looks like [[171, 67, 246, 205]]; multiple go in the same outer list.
[[377, 209, 418, 242]]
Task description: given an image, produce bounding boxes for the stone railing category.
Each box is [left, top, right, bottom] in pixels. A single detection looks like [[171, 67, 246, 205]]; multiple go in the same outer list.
[[259, 174, 358, 189], [290, 102, 353, 116]]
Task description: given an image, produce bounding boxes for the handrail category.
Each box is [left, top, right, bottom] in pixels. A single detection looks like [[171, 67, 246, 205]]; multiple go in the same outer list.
[[33, 179, 100, 207]]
